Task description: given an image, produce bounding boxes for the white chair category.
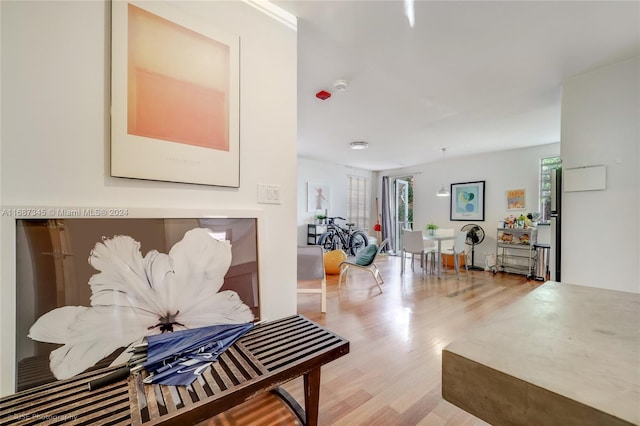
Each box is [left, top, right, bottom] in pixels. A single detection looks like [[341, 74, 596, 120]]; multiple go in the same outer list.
[[401, 229, 426, 275], [297, 245, 327, 312], [434, 228, 455, 273], [445, 231, 470, 279], [423, 239, 438, 275]]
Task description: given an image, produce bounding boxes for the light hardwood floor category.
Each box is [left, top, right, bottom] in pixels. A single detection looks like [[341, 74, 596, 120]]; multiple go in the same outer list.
[[201, 254, 543, 426]]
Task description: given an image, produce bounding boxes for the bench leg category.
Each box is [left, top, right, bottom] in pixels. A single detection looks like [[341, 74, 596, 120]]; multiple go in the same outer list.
[[271, 387, 306, 424], [304, 367, 321, 426], [270, 367, 321, 426]]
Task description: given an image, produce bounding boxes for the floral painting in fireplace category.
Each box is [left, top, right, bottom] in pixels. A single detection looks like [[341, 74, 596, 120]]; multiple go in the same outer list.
[[15, 218, 259, 391]]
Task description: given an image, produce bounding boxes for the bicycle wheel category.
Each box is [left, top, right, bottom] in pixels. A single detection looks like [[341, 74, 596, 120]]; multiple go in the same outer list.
[[318, 232, 340, 251], [348, 231, 369, 256]]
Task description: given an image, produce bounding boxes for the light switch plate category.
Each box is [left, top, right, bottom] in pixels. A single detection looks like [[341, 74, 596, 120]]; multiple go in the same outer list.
[[257, 184, 281, 204]]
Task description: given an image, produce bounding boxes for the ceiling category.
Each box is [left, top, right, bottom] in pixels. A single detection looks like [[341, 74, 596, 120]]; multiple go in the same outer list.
[[272, 0, 639, 171]]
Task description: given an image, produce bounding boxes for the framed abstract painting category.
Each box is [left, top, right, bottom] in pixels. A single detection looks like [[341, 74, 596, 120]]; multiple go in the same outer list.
[[506, 188, 526, 210], [450, 181, 485, 221], [111, 1, 240, 187]]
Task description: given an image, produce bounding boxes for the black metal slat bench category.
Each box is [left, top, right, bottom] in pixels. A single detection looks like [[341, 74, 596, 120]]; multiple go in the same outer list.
[[0, 315, 349, 426]]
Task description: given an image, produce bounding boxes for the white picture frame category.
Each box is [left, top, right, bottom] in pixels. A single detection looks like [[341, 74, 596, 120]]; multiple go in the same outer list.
[[111, 1, 240, 187], [307, 182, 330, 212]]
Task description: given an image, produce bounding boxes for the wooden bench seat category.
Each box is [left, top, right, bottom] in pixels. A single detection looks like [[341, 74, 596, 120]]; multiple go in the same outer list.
[[1, 315, 349, 426]]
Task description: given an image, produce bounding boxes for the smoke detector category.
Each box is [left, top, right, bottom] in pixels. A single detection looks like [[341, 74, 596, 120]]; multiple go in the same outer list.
[[334, 80, 349, 91]]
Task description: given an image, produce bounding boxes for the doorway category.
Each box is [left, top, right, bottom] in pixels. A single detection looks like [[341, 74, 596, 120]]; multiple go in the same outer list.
[[393, 176, 414, 254]]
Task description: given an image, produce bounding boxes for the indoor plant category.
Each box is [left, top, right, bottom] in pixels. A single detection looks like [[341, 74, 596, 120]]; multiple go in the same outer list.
[[426, 223, 438, 235]]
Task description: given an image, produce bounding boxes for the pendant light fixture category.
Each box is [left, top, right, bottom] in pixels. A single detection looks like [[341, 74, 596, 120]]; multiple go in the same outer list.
[[436, 148, 450, 197]]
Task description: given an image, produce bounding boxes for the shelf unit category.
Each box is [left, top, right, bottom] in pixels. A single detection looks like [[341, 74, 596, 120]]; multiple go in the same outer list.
[[496, 227, 537, 278], [307, 224, 327, 245]]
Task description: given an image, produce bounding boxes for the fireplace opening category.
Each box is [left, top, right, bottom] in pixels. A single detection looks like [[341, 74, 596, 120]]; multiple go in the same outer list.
[[15, 217, 259, 391]]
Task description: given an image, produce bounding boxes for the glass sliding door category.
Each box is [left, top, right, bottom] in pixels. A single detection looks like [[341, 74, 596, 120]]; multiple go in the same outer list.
[[393, 176, 414, 254]]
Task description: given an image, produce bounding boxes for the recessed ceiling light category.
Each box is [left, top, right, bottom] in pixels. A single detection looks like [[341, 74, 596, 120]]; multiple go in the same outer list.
[[350, 141, 368, 150]]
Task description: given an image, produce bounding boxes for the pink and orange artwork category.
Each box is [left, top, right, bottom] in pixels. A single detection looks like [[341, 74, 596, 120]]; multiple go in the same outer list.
[[127, 4, 229, 151], [111, 1, 240, 187]]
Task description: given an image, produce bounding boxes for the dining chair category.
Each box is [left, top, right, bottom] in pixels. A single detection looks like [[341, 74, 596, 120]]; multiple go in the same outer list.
[[434, 228, 455, 273], [423, 239, 438, 275], [446, 231, 470, 279], [400, 229, 426, 275], [297, 245, 327, 312]]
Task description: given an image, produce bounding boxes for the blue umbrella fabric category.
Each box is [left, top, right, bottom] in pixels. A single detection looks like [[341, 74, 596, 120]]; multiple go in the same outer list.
[[142, 322, 253, 386]]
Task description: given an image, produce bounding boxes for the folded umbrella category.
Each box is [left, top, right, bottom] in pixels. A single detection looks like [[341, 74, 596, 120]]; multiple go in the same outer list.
[[87, 342, 150, 391], [142, 322, 253, 386]]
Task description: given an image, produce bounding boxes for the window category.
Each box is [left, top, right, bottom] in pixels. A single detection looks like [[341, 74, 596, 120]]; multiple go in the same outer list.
[[539, 156, 561, 223], [347, 175, 369, 230]]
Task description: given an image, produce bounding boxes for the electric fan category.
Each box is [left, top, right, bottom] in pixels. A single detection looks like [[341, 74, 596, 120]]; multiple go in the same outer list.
[[460, 224, 485, 270]]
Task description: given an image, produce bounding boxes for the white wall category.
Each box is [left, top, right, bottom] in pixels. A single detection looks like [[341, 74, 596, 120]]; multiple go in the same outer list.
[[0, 0, 297, 395], [376, 143, 560, 267], [297, 157, 373, 245], [560, 57, 639, 293]]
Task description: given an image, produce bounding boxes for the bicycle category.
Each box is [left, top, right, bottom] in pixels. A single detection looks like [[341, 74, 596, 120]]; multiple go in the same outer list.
[[317, 217, 369, 256]]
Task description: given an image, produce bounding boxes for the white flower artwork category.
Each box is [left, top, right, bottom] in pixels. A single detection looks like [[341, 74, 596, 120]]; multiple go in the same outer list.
[[28, 228, 254, 380]]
